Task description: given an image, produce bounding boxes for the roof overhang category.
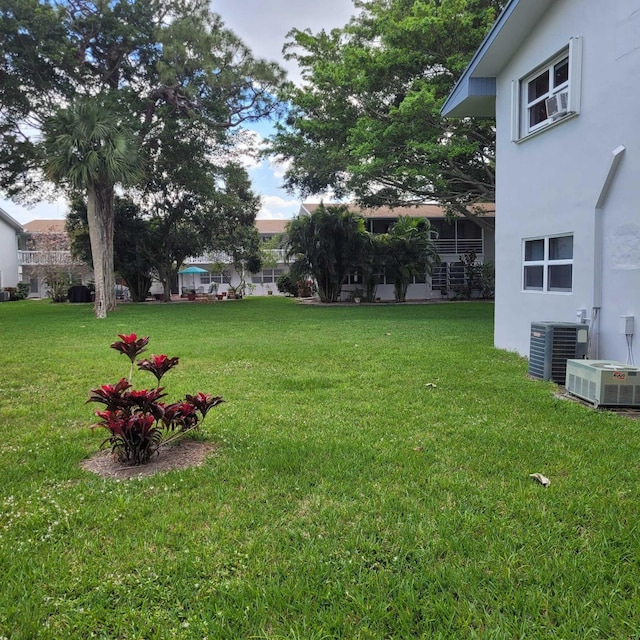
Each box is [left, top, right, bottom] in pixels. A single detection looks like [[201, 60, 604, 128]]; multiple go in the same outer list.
[[441, 0, 555, 118], [0, 207, 23, 232]]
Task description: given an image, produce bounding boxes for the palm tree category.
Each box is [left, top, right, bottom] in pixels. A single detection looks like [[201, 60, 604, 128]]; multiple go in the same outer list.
[[381, 216, 439, 303], [285, 204, 365, 303], [43, 98, 141, 318]]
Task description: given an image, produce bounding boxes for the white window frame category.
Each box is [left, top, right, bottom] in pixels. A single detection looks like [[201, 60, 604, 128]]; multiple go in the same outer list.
[[511, 37, 582, 142], [522, 234, 573, 293], [251, 268, 282, 284]]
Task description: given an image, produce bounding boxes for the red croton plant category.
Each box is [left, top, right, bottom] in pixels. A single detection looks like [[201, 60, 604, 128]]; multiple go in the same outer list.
[[88, 333, 223, 464]]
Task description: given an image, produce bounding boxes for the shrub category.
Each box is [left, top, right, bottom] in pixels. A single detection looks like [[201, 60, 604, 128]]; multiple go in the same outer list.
[[16, 282, 30, 300], [276, 273, 297, 296], [88, 334, 223, 464], [480, 261, 495, 299], [297, 279, 315, 298]]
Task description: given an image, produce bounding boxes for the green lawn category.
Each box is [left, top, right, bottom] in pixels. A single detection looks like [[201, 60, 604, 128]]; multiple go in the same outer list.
[[1, 298, 639, 639]]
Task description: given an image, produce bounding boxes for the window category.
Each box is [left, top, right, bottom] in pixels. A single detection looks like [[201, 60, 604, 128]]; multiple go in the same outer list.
[[511, 37, 582, 141], [210, 271, 229, 285], [376, 271, 394, 285], [251, 268, 282, 284], [525, 55, 568, 131], [523, 235, 573, 292]]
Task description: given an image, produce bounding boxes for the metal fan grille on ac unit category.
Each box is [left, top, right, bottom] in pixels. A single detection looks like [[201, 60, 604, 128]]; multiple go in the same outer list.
[[529, 322, 588, 384]]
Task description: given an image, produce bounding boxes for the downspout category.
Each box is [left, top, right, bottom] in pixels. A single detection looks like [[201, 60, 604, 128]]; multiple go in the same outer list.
[[590, 145, 626, 358]]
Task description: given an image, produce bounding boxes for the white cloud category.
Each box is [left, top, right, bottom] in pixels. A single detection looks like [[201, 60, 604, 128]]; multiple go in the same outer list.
[[256, 194, 300, 219], [214, 0, 355, 86], [268, 155, 290, 180], [229, 129, 266, 170]]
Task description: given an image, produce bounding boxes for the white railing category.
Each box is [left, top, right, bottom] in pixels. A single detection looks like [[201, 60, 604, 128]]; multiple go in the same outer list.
[[186, 248, 286, 265], [17, 250, 74, 266], [434, 239, 484, 255], [186, 251, 232, 265]]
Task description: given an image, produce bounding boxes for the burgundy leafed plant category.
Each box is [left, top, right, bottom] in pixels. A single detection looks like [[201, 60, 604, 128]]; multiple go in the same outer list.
[[110, 333, 149, 381], [162, 401, 199, 431], [185, 392, 224, 418], [87, 378, 132, 411], [137, 354, 180, 384], [88, 333, 224, 465]]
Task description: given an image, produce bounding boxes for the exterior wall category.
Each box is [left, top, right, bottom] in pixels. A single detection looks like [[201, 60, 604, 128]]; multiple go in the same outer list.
[[494, 0, 640, 361], [180, 255, 289, 297], [18, 231, 92, 298], [0, 219, 20, 288]]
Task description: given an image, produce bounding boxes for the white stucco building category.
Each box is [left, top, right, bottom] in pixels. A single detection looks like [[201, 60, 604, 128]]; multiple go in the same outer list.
[[0, 207, 22, 291], [442, 0, 640, 363]]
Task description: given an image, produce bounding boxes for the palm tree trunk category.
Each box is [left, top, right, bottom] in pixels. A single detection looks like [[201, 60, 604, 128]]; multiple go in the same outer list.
[[87, 184, 117, 318]]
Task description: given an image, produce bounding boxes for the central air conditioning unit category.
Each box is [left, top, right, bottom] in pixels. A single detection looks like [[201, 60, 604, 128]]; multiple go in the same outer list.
[[529, 322, 588, 384], [545, 91, 569, 119], [565, 360, 640, 407]]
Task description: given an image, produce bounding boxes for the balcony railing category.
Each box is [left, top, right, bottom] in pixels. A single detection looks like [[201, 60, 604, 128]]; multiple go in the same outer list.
[[186, 252, 232, 265], [186, 248, 287, 265], [434, 239, 483, 255], [18, 250, 74, 266]]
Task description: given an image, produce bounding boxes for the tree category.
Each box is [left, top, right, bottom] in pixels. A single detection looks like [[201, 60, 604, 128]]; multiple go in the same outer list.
[[43, 98, 142, 316], [379, 216, 439, 302], [1, 0, 287, 317], [267, 0, 503, 227], [359, 232, 386, 303], [67, 197, 155, 303], [285, 204, 366, 303], [140, 159, 262, 302]]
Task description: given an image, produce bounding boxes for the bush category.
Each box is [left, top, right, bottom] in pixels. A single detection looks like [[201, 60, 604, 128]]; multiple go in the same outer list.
[[276, 273, 298, 296], [88, 334, 223, 464], [480, 261, 495, 299], [14, 282, 30, 300], [297, 279, 315, 297]]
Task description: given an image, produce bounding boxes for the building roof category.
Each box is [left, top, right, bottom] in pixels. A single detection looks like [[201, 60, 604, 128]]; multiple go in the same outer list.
[[300, 202, 495, 219], [256, 219, 288, 234], [23, 219, 67, 233], [0, 207, 24, 232], [441, 0, 554, 117], [21, 217, 290, 235]]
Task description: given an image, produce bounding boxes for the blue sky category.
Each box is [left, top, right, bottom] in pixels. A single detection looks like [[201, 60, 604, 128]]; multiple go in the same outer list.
[[1, 0, 356, 225]]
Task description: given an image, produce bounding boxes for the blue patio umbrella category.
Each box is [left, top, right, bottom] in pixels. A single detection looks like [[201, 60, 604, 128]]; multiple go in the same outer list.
[[178, 266, 208, 290]]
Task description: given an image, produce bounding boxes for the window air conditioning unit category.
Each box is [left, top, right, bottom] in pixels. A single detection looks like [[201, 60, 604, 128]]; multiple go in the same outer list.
[[565, 360, 640, 407], [529, 322, 588, 384], [545, 91, 569, 120]]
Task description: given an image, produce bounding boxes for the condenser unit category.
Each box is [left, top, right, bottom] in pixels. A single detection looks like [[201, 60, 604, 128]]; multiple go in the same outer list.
[[529, 322, 588, 384], [565, 360, 640, 407]]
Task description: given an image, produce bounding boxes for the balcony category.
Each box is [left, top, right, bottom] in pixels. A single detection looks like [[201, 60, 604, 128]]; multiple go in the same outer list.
[[433, 238, 483, 256], [18, 250, 74, 266], [186, 248, 287, 265]]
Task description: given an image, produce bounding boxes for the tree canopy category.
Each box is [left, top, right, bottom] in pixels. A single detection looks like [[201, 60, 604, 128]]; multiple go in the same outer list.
[[267, 0, 503, 227], [1, 0, 287, 315]]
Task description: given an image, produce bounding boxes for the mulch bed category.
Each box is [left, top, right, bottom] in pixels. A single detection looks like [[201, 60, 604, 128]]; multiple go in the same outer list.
[[80, 439, 218, 479]]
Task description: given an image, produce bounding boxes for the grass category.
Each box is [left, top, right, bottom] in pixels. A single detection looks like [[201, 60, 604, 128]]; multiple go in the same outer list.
[[1, 297, 639, 639]]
